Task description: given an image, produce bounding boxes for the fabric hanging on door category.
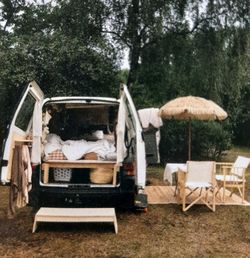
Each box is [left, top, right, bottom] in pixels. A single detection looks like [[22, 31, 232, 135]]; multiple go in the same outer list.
[[138, 108, 163, 129], [8, 145, 32, 217]]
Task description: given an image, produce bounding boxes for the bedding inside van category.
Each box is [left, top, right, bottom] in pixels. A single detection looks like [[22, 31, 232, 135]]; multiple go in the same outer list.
[[42, 102, 118, 163], [44, 133, 116, 161]]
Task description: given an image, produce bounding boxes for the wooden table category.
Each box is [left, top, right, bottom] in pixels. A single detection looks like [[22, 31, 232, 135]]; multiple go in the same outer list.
[[163, 163, 187, 199], [163, 163, 187, 184], [42, 160, 119, 185]]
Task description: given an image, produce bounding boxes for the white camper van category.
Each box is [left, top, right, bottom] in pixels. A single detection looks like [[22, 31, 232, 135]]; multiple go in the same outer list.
[[0, 81, 149, 210]]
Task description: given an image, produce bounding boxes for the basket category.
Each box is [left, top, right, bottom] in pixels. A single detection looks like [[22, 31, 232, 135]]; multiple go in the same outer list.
[[53, 168, 72, 182], [90, 168, 113, 184]]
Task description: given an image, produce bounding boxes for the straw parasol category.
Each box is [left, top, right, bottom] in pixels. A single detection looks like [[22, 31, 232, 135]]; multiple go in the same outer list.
[[159, 96, 228, 160]]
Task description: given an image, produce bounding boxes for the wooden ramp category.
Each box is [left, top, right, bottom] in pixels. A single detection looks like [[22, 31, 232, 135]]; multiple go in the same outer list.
[[33, 208, 118, 234], [145, 186, 250, 206]]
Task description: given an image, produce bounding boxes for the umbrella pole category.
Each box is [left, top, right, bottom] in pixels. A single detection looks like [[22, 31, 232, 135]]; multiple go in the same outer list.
[[188, 119, 191, 160]]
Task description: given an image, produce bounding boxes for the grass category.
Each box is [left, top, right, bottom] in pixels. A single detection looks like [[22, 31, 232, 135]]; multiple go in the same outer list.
[[0, 146, 250, 257], [222, 146, 250, 162]]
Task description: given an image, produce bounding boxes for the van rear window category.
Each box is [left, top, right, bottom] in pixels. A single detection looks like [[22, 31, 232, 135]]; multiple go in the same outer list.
[[15, 93, 36, 131]]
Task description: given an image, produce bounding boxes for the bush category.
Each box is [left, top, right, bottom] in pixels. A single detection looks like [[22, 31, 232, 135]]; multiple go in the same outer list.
[[159, 121, 188, 163], [191, 121, 231, 160], [159, 120, 231, 163]]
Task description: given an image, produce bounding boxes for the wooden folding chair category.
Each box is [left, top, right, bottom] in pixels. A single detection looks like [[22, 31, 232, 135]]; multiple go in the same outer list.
[[216, 156, 250, 203], [181, 161, 216, 212]]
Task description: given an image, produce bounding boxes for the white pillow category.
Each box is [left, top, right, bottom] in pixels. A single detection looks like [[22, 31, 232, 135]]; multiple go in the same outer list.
[[92, 130, 104, 140], [46, 134, 63, 144]]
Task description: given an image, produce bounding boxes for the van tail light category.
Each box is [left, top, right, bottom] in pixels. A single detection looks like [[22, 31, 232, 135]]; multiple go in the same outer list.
[[123, 163, 135, 176]]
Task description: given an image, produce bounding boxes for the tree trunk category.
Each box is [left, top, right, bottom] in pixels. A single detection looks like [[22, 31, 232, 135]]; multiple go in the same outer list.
[[127, 0, 141, 87]]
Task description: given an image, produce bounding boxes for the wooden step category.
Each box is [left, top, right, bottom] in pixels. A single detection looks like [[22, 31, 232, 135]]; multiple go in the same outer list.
[[32, 207, 118, 234]]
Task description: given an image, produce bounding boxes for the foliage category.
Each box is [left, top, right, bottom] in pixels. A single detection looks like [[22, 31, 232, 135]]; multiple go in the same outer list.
[[0, 0, 249, 160], [159, 120, 231, 163], [159, 121, 188, 163], [119, 1, 250, 159], [0, 0, 119, 143], [191, 121, 231, 160], [117, 69, 129, 85]]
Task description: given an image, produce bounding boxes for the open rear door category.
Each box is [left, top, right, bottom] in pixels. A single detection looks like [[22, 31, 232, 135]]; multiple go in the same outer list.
[[117, 85, 146, 189], [0, 81, 44, 184], [143, 127, 160, 164]]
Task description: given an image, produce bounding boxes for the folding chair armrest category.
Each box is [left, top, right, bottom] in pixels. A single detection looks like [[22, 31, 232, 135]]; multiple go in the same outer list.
[[216, 162, 234, 166], [231, 166, 247, 177]]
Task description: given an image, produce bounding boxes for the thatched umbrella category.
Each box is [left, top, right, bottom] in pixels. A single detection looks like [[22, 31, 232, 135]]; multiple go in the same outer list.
[[159, 96, 228, 160]]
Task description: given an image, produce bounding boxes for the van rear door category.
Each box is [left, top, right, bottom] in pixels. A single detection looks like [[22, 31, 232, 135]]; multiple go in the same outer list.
[[143, 127, 160, 164], [0, 81, 44, 184], [118, 85, 146, 189]]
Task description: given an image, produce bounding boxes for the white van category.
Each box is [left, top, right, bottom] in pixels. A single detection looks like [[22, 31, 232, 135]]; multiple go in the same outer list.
[[0, 81, 149, 210]]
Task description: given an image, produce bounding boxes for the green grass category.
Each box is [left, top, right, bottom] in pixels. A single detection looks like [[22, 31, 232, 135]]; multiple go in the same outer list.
[[222, 145, 250, 163]]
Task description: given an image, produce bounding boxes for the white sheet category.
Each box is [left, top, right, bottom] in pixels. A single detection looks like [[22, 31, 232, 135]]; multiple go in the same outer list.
[[44, 134, 63, 156], [138, 108, 163, 128], [164, 163, 187, 185], [44, 134, 116, 161]]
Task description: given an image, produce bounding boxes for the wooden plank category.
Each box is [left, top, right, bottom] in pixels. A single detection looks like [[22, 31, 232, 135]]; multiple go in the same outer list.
[[155, 186, 168, 203], [146, 186, 160, 203], [33, 208, 118, 234], [45, 163, 115, 169], [112, 163, 120, 186], [145, 186, 250, 206], [42, 163, 49, 184], [45, 160, 116, 164], [15, 140, 33, 143]]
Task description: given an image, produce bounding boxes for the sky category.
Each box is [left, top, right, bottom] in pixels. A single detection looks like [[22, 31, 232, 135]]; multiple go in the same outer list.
[[121, 49, 130, 69]]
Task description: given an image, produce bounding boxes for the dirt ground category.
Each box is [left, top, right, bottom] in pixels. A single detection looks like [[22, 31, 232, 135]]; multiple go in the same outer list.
[[1, 150, 250, 257]]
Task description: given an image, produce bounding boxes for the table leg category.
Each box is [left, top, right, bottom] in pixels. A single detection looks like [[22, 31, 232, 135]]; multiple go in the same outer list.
[[43, 163, 49, 184], [113, 164, 120, 186], [177, 171, 186, 204]]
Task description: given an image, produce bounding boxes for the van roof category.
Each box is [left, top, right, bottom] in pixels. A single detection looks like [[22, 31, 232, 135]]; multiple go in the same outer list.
[[43, 96, 120, 105]]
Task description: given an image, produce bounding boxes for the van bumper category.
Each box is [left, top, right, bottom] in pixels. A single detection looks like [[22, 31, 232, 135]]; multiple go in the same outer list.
[[28, 168, 142, 209], [32, 186, 135, 208]]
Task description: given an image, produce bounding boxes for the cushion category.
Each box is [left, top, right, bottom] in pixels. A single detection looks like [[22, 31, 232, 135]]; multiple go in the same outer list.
[[47, 149, 67, 160]]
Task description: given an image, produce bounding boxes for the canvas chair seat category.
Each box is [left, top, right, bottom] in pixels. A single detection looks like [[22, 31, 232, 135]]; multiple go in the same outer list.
[[181, 161, 216, 212], [186, 181, 212, 188], [216, 156, 250, 203], [216, 174, 245, 183]]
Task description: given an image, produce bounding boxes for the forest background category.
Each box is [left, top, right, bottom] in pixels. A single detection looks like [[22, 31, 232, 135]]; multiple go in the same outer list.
[[0, 0, 249, 162]]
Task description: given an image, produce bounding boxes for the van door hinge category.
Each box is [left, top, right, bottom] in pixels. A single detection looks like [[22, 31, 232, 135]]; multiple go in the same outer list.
[[0, 159, 8, 167]]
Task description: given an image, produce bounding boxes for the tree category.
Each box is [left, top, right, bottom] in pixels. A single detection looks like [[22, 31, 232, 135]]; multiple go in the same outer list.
[[0, 0, 249, 159], [0, 0, 119, 144], [105, 0, 250, 159]]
